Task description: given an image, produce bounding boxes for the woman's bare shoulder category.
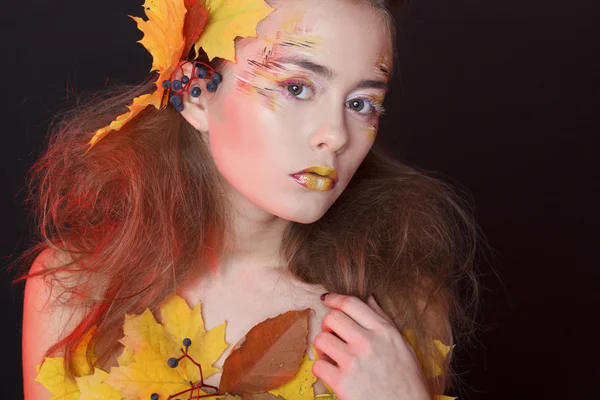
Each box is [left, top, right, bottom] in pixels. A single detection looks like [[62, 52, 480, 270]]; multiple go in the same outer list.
[[21, 248, 92, 400]]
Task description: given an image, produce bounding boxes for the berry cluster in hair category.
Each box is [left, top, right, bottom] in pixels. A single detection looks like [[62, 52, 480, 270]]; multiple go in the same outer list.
[[149, 338, 221, 399], [162, 61, 223, 112]]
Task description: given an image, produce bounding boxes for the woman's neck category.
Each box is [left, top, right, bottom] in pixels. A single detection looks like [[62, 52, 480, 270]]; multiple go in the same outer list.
[[218, 187, 292, 279]]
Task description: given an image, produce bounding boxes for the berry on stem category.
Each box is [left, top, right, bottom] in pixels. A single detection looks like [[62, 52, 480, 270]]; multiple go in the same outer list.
[[196, 66, 207, 78], [206, 81, 218, 93], [211, 72, 222, 84], [171, 80, 183, 91], [191, 86, 201, 98], [169, 95, 182, 107]]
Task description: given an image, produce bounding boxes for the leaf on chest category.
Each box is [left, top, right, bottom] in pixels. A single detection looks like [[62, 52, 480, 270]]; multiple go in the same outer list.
[[219, 308, 312, 395]]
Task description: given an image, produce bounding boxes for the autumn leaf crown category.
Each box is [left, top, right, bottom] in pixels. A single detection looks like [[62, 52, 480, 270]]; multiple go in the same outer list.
[[87, 0, 275, 150]]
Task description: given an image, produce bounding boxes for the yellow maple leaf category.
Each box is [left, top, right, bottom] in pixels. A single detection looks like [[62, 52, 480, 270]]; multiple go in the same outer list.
[[76, 368, 121, 400], [402, 328, 453, 380], [34, 327, 97, 399], [195, 0, 274, 62], [116, 346, 135, 367], [159, 294, 228, 381], [104, 295, 228, 398], [104, 359, 189, 399], [89, 0, 187, 148], [34, 295, 228, 399], [118, 308, 179, 362], [268, 352, 317, 399], [34, 357, 80, 400], [72, 326, 97, 376]]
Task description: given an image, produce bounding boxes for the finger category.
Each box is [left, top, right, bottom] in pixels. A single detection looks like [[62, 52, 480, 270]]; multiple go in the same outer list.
[[321, 309, 368, 344], [321, 293, 387, 330], [312, 358, 340, 390], [367, 294, 396, 326], [312, 343, 336, 366], [314, 331, 353, 367]]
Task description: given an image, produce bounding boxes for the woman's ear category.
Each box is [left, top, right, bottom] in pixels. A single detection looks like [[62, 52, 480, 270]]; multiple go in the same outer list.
[[175, 62, 212, 133]]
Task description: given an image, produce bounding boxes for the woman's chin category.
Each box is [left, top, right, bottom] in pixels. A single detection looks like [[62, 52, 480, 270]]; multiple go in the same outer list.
[[272, 205, 331, 225]]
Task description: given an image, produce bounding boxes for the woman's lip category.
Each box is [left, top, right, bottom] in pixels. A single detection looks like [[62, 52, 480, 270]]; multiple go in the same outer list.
[[292, 166, 339, 183], [291, 173, 337, 191]]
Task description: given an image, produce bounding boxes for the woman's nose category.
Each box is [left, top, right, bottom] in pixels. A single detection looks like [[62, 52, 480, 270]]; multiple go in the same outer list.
[[309, 113, 349, 154]]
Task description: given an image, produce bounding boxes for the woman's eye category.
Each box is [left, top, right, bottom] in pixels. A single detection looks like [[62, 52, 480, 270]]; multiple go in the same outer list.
[[286, 83, 313, 100], [347, 99, 372, 114]]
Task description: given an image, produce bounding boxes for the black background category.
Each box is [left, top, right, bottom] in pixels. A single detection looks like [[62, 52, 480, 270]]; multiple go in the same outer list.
[[1, 0, 597, 398]]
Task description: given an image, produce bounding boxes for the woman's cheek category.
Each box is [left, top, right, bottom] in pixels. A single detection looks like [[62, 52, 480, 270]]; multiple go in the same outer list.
[[363, 123, 378, 141], [364, 119, 379, 141]]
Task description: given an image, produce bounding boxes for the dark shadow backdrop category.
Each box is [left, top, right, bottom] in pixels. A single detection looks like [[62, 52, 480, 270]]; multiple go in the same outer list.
[[1, 0, 597, 398]]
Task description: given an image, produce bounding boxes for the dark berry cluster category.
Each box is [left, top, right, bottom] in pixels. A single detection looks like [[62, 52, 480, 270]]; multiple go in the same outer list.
[[149, 337, 220, 399], [161, 61, 223, 113]]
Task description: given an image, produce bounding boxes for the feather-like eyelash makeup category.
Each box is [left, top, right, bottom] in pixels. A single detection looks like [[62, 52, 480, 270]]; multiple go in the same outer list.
[[360, 95, 386, 117]]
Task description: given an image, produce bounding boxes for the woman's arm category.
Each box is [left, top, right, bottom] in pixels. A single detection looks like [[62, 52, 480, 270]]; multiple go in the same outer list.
[[21, 248, 87, 400]]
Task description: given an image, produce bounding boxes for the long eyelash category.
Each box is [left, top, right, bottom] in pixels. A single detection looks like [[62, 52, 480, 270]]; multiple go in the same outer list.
[[366, 98, 386, 117]]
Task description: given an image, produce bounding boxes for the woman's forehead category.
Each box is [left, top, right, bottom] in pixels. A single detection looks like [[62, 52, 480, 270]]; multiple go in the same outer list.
[[245, 0, 392, 78]]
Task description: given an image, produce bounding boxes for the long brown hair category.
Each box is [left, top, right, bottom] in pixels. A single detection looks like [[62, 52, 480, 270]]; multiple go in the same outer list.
[[15, 0, 482, 396]]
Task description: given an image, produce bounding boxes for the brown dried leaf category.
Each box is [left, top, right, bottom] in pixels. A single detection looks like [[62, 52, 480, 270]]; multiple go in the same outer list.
[[220, 309, 311, 394]]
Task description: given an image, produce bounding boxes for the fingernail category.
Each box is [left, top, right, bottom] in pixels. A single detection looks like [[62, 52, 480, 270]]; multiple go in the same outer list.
[[320, 293, 330, 301]]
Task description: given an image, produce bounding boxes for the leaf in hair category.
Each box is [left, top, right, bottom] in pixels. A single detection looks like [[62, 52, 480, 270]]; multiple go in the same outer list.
[[194, 0, 275, 62], [183, 0, 210, 57], [89, 0, 187, 147]]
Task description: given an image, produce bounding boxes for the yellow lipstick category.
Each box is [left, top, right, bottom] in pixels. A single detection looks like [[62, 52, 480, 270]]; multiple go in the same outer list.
[[290, 166, 338, 191]]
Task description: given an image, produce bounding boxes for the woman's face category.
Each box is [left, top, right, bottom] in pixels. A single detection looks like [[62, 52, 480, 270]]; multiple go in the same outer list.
[[203, 0, 392, 223]]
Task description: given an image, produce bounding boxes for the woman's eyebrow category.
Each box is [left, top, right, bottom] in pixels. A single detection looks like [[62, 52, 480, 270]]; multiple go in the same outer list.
[[272, 56, 334, 79], [271, 56, 388, 90], [356, 80, 388, 91]]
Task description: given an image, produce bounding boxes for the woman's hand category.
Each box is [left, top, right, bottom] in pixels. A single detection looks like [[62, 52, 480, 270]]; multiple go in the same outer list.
[[312, 293, 430, 400]]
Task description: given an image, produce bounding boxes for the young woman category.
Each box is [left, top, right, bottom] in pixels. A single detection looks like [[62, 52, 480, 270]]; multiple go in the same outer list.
[[19, 0, 480, 398]]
